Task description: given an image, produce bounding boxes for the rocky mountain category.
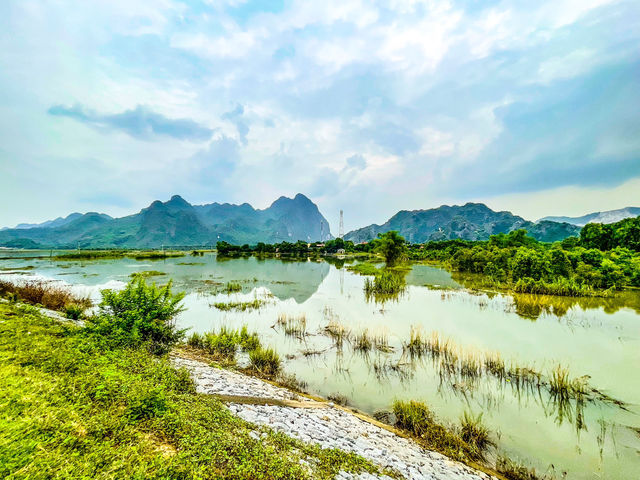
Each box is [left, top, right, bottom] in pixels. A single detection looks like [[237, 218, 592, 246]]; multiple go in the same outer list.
[[0, 194, 332, 249], [344, 203, 580, 243], [539, 207, 640, 226], [12, 212, 95, 230]]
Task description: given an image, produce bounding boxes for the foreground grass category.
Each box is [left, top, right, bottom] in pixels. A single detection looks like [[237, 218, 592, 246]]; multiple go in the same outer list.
[[0, 303, 389, 479]]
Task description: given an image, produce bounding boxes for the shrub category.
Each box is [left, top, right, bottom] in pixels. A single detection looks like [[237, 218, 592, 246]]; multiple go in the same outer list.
[[85, 277, 185, 355], [64, 303, 85, 320]]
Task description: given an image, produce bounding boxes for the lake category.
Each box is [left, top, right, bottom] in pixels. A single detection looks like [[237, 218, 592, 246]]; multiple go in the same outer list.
[[1, 250, 639, 479]]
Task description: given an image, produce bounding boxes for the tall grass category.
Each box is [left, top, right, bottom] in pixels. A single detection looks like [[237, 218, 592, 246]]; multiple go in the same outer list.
[[186, 325, 261, 359], [363, 270, 406, 300], [249, 347, 281, 376], [392, 400, 491, 462], [0, 279, 91, 313]]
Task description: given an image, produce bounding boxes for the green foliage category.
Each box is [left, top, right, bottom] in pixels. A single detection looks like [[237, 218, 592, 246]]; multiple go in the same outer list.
[[415, 226, 640, 295], [0, 303, 386, 479], [375, 231, 408, 266], [64, 303, 85, 320], [580, 216, 640, 251], [84, 277, 186, 355]]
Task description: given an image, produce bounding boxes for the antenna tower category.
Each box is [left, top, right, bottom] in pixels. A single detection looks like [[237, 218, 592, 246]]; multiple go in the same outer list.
[[339, 210, 344, 239]]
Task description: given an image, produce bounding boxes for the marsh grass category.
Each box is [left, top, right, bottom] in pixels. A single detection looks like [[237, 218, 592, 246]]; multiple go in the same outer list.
[[363, 270, 407, 302], [371, 330, 394, 353], [212, 299, 266, 311], [459, 411, 494, 458], [277, 313, 307, 339], [130, 270, 166, 278], [402, 327, 618, 411], [249, 347, 281, 376], [223, 281, 242, 294], [324, 319, 350, 351], [186, 325, 261, 360], [352, 329, 372, 353], [392, 400, 491, 462], [496, 456, 547, 480], [0, 279, 91, 313]]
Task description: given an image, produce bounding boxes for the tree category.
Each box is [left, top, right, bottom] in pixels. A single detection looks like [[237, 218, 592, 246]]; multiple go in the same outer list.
[[375, 231, 408, 265]]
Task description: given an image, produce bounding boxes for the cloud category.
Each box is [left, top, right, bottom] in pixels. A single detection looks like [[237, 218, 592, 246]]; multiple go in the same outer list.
[[48, 104, 213, 142], [221, 104, 250, 145], [1, 0, 639, 229]]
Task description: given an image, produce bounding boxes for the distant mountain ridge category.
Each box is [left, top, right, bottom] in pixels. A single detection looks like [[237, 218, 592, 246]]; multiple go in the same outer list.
[[0, 194, 332, 249], [344, 202, 581, 243], [539, 207, 640, 226]]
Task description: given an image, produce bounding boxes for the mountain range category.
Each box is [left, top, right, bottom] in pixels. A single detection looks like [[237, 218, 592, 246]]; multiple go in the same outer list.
[[0, 194, 331, 249], [2, 196, 637, 249], [344, 203, 581, 243], [539, 207, 640, 226]]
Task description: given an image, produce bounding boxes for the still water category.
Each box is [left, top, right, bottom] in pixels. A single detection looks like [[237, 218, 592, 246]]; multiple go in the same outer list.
[[1, 250, 639, 479]]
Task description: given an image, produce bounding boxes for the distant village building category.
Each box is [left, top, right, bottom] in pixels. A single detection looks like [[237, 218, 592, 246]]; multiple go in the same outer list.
[[336, 248, 346, 255]]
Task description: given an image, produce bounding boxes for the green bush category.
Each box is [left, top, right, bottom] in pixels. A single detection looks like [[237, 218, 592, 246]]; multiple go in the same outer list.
[[84, 277, 185, 355]]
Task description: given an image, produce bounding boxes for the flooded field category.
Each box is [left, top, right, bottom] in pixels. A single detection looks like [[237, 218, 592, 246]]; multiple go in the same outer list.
[[1, 250, 639, 479]]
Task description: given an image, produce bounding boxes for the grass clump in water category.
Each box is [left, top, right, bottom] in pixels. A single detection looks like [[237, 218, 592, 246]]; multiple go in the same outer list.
[[324, 319, 350, 351], [277, 313, 307, 339], [352, 330, 372, 353], [392, 400, 492, 463], [223, 281, 242, 294], [363, 270, 406, 298], [130, 270, 166, 278], [187, 325, 262, 360], [459, 411, 494, 458], [249, 346, 281, 376], [212, 299, 266, 311], [496, 456, 547, 480]]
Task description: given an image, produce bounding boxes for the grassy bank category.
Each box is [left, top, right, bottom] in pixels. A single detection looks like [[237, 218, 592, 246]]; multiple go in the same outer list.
[[0, 304, 390, 479]]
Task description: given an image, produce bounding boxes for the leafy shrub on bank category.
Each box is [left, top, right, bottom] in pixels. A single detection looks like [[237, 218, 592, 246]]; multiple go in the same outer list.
[[84, 277, 185, 355]]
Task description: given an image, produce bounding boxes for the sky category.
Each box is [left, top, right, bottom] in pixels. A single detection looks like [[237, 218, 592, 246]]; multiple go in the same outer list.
[[1, 0, 639, 233]]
